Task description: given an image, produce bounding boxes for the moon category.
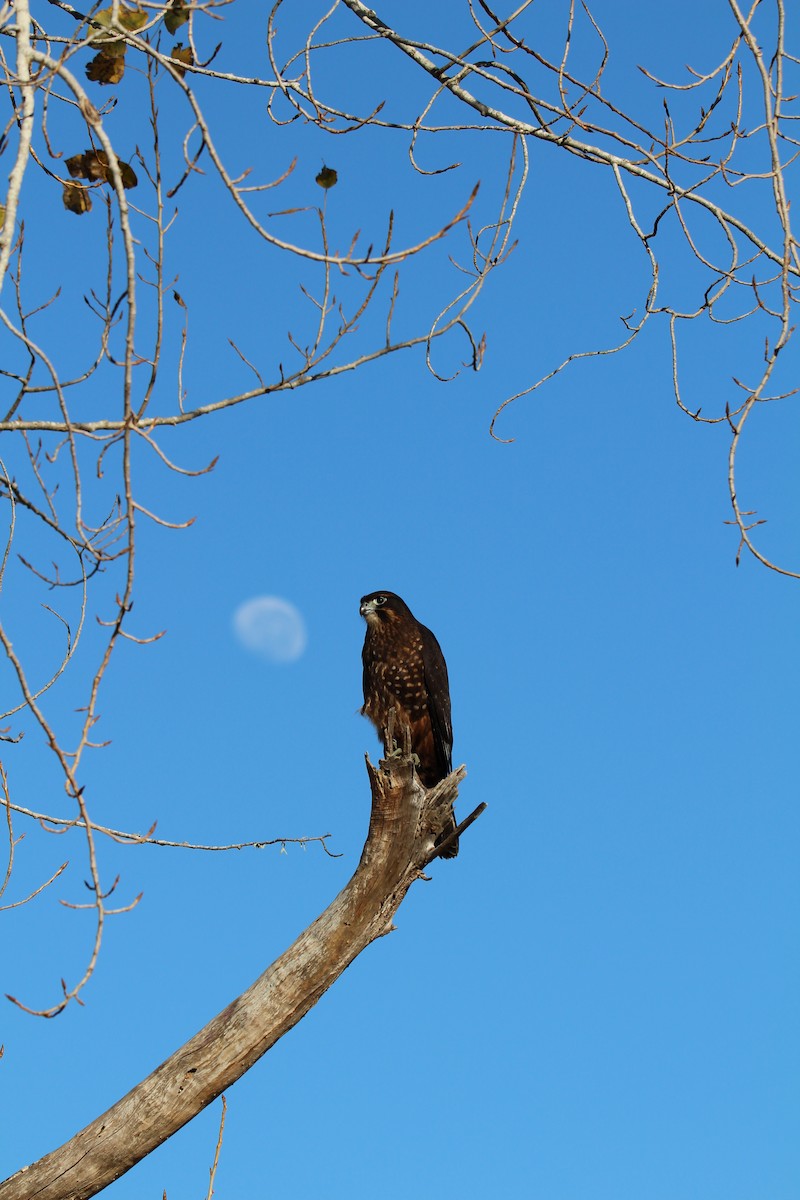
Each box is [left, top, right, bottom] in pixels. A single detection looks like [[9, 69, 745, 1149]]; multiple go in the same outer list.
[[232, 596, 307, 663]]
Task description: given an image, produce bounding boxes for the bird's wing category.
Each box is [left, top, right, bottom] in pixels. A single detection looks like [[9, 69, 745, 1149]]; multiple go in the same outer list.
[[420, 622, 453, 778]]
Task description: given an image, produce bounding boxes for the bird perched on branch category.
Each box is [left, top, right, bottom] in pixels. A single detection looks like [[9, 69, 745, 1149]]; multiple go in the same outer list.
[[360, 590, 458, 857]]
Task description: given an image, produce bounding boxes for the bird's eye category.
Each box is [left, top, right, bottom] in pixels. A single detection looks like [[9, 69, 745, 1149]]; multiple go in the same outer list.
[[376, 595, 387, 605]]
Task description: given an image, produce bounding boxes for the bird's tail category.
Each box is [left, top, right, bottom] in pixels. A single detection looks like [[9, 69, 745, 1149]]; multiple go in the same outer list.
[[434, 806, 459, 859]]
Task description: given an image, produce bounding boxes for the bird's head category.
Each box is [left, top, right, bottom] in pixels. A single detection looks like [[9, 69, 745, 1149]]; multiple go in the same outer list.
[[359, 591, 410, 625]]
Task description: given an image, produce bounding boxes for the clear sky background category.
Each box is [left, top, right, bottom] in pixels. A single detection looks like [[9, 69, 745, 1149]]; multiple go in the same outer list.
[[1, 3, 798, 1198]]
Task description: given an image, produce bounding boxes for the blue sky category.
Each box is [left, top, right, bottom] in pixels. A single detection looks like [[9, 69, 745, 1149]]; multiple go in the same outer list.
[[1, 3, 799, 1198]]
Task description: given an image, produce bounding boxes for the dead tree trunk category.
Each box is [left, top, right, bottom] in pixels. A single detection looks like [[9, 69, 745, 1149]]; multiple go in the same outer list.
[[0, 754, 482, 1200]]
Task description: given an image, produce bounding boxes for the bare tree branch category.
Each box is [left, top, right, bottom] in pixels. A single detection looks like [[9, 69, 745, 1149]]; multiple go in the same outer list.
[[0, 753, 475, 1200]]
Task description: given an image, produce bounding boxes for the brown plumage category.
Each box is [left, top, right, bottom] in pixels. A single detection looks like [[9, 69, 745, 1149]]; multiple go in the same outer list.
[[360, 590, 458, 858]]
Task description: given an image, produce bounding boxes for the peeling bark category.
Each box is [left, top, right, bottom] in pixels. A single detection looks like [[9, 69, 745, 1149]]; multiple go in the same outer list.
[[1, 755, 479, 1200]]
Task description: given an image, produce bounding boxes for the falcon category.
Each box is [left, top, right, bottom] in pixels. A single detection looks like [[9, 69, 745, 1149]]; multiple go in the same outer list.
[[360, 591, 458, 857]]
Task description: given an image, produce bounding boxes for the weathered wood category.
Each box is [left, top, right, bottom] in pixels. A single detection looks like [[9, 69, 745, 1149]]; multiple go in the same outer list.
[[0, 755, 472, 1200]]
